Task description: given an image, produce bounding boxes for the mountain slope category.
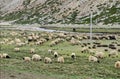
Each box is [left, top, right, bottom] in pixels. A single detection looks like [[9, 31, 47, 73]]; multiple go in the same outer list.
[[0, 0, 120, 25]]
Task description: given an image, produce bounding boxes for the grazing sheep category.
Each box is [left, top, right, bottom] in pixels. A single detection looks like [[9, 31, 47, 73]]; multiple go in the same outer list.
[[30, 48, 35, 54], [48, 49, 53, 54], [81, 47, 89, 53], [0, 41, 5, 44], [57, 56, 64, 63], [109, 50, 118, 57], [108, 35, 116, 40], [23, 57, 31, 62], [14, 47, 20, 52], [15, 38, 21, 43], [92, 45, 96, 49], [2, 53, 10, 58], [70, 38, 80, 45], [89, 49, 95, 54], [49, 41, 56, 47], [54, 52, 58, 58], [95, 51, 104, 59], [28, 36, 33, 42], [32, 54, 42, 61], [88, 55, 99, 63], [104, 49, 108, 52], [71, 53, 76, 59], [16, 42, 26, 47], [114, 61, 120, 68], [44, 57, 52, 64]]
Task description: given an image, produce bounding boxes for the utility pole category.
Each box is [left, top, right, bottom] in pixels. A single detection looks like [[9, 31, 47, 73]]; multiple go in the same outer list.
[[90, 7, 93, 47]]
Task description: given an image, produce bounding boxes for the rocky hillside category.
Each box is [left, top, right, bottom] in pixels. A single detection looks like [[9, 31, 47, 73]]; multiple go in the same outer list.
[[0, 0, 120, 25]]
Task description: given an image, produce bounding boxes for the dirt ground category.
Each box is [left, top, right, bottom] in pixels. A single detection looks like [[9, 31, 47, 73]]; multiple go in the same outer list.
[[0, 70, 57, 79]]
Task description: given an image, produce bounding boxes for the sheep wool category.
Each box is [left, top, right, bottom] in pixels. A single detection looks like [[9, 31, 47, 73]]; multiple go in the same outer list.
[[109, 50, 118, 57], [114, 61, 120, 68], [54, 52, 58, 58], [23, 57, 31, 62], [71, 53, 76, 59], [89, 55, 99, 63], [2, 53, 10, 58], [32, 54, 42, 61], [95, 51, 104, 58], [48, 49, 53, 54], [44, 57, 52, 64], [81, 47, 89, 53], [57, 56, 64, 63], [14, 47, 20, 52], [30, 48, 35, 54]]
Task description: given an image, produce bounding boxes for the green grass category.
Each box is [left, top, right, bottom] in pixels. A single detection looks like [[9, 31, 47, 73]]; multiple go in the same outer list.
[[0, 29, 120, 79]]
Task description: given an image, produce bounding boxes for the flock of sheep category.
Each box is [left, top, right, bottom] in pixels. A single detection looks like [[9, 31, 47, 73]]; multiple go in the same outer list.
[[0, 30, 120, 69]]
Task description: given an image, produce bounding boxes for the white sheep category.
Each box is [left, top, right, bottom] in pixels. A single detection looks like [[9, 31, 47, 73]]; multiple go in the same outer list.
[[48, 49, 53, 54], [114, 61, 120, 68], [109, 50, 118, 57], [15, 38, 21, 43], [49, 41, 56, 47], [57, 56, 64, 63], [2, 53, 10, 58], [71, 53, 76, 59], [81, 47, 89, 53], [30, 48, 35, 54], [54, 51, 58, 58], [70, 38, 80, 45], [95, 51, 104, 59], [32, 54, 42, 61], [14, 47, 20, 52], [88, 55, 99, 63], [23, 57, 31, 62], [44, 57, 52, 64]]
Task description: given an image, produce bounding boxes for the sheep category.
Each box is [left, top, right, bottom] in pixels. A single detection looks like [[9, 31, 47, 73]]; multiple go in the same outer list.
[[32, 54, 42, 61], [0, 41, 5, 44], [88, 55, 99, 63], [70, 38, 80, 45], [71, 53, 76, 59], [89, 49, 95, 54], [95, 51, 104, 59], [49, 41, 56, 47], [14, 47, 20, 52], [23, 57, 31, 62], [28, 36, 33, 42], [108, 35, 116, 40], [44, 57, 52, 64], [104, 49, 108, 52], [15, 38, 21, 43], [30, 48, 35, 54], [2, 53, 10, 58], [16, 42, 26, 47], [109, 50, 118, 57], [8, 41, 14, 45], [57, 56, 64, 63], [48, 49, 53, 54], [81, 47, 89, 53], [92, 45, 96, 49], [114, 61, 120, 68], [54, 51, 58, 58]]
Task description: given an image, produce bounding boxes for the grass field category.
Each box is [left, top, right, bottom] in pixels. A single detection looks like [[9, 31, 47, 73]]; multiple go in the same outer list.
[[41, 26, 120, 33], [0, 29, 120, 79]]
